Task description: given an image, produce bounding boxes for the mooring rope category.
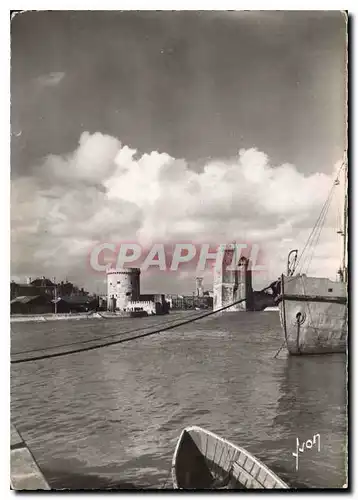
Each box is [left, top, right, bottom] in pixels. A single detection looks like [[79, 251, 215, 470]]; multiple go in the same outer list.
[[12, 310, 201, 356], [273, 340, 286, 358], [11, 294, 254, 365], [11, 280, 278, 366]]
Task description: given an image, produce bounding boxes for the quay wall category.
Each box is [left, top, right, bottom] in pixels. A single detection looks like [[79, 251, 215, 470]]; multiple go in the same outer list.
[[12, 312, 106, 323]]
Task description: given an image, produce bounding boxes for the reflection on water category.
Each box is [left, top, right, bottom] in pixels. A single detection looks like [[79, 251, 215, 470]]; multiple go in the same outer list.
[[272, 355, 347, 488], [11, 312, 347, 488]]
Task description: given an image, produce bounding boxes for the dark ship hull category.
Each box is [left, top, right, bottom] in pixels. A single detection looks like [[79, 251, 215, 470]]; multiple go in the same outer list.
[[277, 274, 347, 355]]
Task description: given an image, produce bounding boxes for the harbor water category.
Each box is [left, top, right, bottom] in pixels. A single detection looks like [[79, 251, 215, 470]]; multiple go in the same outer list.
[[11, 311, 347, 489]]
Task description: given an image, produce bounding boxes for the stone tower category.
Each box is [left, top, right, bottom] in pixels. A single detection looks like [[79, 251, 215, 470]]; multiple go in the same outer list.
[[107, 268, 140, 311], [213, 245, 252, 312], [195, 277, 204, 297]]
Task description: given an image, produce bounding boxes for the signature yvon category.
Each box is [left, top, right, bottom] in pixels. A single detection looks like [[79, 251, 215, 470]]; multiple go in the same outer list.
[[292, 434, 321, 471]]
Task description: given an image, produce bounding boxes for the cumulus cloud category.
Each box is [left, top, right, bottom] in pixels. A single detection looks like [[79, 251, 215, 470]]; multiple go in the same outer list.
[[11, 132, 345, 292]]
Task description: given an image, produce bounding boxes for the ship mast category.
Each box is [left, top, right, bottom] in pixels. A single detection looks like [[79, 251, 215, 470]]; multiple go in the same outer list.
[[338, 156, 348, 283]]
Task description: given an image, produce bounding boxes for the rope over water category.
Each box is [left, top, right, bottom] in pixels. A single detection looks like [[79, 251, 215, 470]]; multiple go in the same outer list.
[[11, 284, 275, 365], [12, 310, 201, 356]]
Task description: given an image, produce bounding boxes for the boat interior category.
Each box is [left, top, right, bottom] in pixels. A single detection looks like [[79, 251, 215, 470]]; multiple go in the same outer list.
[[174, 430, 244, 489]]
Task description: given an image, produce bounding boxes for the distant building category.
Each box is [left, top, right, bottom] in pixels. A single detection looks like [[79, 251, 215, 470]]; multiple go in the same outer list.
[[165, 294, 213, 310], [55, 295, 98, 313], [195, 277, 204, 297], [10, 276, 55, 300], [56, 281, 88, 297], [10, 295, 53, 315], [29, 277, 56, 296], [11, 277, 91, 301], [107, 268, 140, 311], [10, 276, 93, 314], [213, 245, 253, 312], [98, 296, 107, 311], [212, 246, 278, 312], [10, 282, 40, 300], [106, 268, 169, 315]]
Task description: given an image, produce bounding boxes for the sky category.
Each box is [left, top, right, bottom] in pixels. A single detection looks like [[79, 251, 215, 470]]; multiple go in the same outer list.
[[11, 10, 347, 294]]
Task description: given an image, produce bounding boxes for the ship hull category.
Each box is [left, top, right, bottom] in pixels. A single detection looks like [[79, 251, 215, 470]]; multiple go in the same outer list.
[[277, 274, 347, 355]]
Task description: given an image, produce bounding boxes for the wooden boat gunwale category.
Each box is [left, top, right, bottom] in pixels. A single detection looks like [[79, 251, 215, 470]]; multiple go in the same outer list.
[[171, 425, 289, 490]]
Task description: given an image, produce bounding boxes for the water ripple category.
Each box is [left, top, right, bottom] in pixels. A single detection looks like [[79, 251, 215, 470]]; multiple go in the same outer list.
[[11, 312, 346, 488]]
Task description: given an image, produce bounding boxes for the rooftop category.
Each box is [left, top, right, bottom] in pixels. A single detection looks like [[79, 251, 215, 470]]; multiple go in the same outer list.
[[10, 295, 42, 304]]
